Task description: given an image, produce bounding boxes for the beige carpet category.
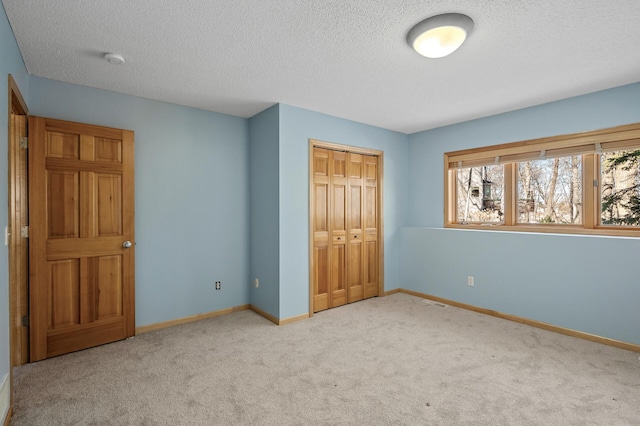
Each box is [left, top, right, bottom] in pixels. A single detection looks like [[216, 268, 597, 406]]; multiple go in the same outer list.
[[11, 293, 640, 425]]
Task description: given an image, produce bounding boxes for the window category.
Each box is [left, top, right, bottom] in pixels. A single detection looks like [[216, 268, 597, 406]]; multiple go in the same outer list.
[[444, 122, 640, 236], [601, 150, 640, 227], [517, 156, 582, 225], [456, 165, 504, 223]]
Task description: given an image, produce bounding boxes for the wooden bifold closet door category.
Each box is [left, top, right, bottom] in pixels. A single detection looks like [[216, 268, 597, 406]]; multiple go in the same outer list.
[[312, 145, 381, 313]]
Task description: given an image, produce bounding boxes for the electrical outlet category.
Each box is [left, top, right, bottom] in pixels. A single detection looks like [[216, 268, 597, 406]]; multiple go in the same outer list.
[[254, 278, 260, 288], [215, 281, 221, 290], [467, 276, 474, 287]]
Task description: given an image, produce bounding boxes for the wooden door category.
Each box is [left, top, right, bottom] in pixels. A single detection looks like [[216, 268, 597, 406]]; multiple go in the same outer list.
[[29, 117, 135, 361], [311, 143, 382, 314]]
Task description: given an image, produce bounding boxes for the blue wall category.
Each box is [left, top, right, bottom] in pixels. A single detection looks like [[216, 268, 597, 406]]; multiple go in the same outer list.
[[248, 105, 280, 318], [403, 83, 640, 345], [1, 1, 29, 410], [248, 104, 409, 320], [278, 104, 409, 319], [14, 73, 412, 330], [28, 76, 250, 327], [402, 228, 640, 344]]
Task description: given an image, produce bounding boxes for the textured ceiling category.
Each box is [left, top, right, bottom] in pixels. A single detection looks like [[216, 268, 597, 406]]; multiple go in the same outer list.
[[3, 0, 640, 134]]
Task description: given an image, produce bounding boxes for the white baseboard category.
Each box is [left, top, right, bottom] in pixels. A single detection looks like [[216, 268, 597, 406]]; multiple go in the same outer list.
[[0, 374, 9, 426]]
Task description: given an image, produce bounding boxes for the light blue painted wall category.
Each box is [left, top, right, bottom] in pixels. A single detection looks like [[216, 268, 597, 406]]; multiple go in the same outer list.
[[28, 76, 250, 327], [401, 228, 640, 345], [403, 83, 640, 345], [1, 1, 29, 402], [278, 104, 409, 319], [248, 104, 280, 318]]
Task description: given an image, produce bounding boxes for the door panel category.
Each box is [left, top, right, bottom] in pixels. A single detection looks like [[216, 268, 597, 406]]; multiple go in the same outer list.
[[312, 148, 331, 312], [48, 171, 79, 238], [96, 174, 123, 236], [332, 186, 346, 231], [95, 255, 123, 319], [313, 243, 329, 312], [347, 153, 364, 303], [332, 151, 347, 234], [364, 155, 379, 299], [30, 116, 135, 361], [330, 151, 347, 308], [350, 187, 362, 229], [95, 137, 122, 162], [365, 239, 378, 298], [348, 240, 363, 302], [365, 185, 377, 229], [314, 184, 328, 232], [349, 154, 362, 179], [47, 132, 79, 159], [330, 244, 346, 307], [50, 259, 80, 329]]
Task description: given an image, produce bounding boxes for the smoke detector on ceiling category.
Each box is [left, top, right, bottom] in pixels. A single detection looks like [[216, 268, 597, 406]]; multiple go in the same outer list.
[[104, 53, 125, 65]]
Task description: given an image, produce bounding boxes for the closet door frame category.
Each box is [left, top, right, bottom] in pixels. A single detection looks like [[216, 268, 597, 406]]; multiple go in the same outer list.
[[308, 139, 384, 316]]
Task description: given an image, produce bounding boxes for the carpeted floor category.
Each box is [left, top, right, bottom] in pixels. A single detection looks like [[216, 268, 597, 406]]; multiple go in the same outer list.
[[11, 293, 640, 425]]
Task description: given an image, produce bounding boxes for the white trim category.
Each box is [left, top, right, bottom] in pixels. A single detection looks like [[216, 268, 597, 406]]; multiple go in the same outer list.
[[0, 374, 9, 425]]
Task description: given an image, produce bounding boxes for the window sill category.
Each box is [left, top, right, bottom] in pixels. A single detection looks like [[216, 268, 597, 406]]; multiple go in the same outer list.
[[445, 223, 640, 238]]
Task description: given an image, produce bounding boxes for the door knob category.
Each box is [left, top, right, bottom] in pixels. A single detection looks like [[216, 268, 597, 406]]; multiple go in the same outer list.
[[122, 241, 132, 248]]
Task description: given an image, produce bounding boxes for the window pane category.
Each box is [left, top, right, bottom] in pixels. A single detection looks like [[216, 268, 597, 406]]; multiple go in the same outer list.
[[517, 156, 582, 224], [456, 165, 504, 223], [601, 150, 640, 227]]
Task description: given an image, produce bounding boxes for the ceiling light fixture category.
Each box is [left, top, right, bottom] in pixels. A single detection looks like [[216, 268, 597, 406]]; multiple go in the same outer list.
[[407, 13, 474, 59], [104, 53, 125, 65]]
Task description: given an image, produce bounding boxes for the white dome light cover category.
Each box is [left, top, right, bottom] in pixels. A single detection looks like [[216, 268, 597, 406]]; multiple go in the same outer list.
[[407, 13, 474, 58]]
